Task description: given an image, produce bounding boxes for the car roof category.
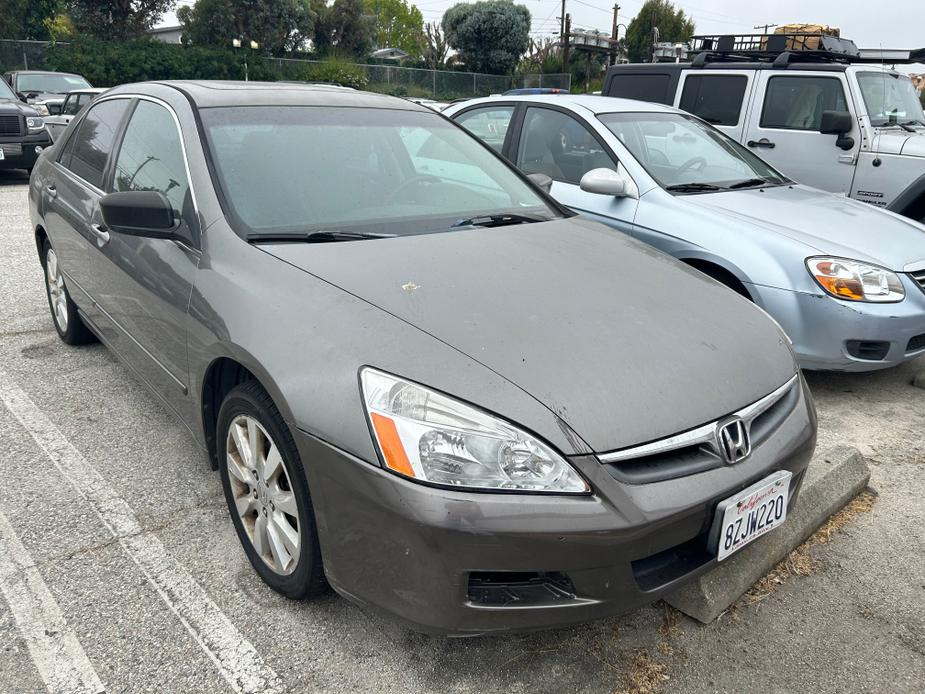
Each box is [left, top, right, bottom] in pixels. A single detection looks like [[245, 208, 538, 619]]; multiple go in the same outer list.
[[11, 70, 84, 77], [458, 93, 681, 116], [115, 80, 431, 111]]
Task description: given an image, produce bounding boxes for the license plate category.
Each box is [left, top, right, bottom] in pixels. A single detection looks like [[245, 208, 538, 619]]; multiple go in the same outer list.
[[711, 470, 792, 561], [0, 148, 4, 160]]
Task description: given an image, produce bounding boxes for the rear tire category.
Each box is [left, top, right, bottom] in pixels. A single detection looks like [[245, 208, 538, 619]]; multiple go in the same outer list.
[[41, 239, 96, 345], [217, 380, 328, 599]]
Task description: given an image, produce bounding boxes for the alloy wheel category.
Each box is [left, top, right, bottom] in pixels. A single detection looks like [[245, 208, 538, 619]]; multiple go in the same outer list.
[[45, 248, 68, 332], [225, 415, 301, 575]]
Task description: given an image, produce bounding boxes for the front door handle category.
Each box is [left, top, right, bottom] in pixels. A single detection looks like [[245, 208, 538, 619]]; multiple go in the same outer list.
[[747, 138, 776, 149], [90, 223, 110, 245], [45, 183, 57, 198]]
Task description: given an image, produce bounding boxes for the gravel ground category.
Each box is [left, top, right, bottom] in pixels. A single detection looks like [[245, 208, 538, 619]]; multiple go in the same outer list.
[[0, 170, 923, 693]]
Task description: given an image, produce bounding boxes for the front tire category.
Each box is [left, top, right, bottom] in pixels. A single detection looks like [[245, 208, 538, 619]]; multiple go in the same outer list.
[[217, 380, 327, 599], [41, 239, 96, 345]]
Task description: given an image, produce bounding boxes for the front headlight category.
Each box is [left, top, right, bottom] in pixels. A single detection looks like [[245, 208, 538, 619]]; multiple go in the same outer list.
[[26, 116, 45, 131], [360, 368, 589, 493], [806, 257, 904, 303], [32, 104, 49, 117]]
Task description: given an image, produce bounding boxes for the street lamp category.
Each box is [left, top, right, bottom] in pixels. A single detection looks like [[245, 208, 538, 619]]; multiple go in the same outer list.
[[232, 38, 260, 81]]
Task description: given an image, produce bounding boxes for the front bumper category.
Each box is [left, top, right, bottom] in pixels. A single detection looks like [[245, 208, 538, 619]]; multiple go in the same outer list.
[[0, 131, 51, 171], [752, 280, 925, 372], [295, 378, 816, 635]]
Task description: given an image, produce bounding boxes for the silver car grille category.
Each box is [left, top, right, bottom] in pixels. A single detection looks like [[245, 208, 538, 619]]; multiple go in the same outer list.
[[598, 374, 800, 483]]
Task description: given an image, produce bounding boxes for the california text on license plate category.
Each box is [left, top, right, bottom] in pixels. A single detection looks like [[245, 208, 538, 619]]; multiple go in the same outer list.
[[711, 470, 792, 562]]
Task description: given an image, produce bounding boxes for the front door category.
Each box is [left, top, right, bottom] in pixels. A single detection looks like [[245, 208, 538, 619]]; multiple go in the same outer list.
[[743, 72, 858, 193], [512, 106, 638, 233], [82, 98, 200, 419]]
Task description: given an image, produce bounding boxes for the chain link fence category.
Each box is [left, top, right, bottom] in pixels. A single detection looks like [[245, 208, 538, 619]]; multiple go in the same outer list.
[[0, 39, 57, 72], [520, 73, 572, 91]]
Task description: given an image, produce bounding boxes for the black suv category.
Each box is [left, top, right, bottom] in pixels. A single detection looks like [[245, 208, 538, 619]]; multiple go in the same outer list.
[[0, 73, 51, 172]]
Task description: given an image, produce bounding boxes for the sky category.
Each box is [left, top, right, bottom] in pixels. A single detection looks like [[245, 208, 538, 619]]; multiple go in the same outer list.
[[161, 0, 925, 71]]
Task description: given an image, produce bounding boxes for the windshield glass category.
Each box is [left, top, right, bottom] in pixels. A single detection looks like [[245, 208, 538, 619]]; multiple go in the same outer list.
[[857, 72, 925, 126], [598, 112, 787, 190], [201, 106, 558, 237], [0, 77, 15, 100], [17, 73, 91, 94]]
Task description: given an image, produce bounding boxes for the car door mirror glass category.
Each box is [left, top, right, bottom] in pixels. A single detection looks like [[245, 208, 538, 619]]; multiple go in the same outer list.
[[527, 172, 553, 193], [100, 191, 176, 237], [580, 168, 627, 197], [819, 110, 852, 135]]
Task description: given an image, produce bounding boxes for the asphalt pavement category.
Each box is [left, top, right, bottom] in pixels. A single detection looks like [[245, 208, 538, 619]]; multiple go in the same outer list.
[[0, 170, 923, 693]]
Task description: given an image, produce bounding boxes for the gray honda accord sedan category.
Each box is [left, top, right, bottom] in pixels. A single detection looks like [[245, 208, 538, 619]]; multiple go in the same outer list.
[[28, 81, 816, 635]]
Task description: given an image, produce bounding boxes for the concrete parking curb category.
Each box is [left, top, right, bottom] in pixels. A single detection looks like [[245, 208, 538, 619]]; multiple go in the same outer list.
[[913, 371, 925, 389], [665, 446, 870, 623]]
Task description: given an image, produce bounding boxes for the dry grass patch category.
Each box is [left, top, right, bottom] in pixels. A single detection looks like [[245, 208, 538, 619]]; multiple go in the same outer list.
[[617, 649, 669, 694], [656, 604, 682, 638], [743, 490, 876, 605]]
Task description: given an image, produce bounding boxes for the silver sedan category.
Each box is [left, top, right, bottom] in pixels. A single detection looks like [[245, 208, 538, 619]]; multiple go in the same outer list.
[[446, 94, 925, 372]]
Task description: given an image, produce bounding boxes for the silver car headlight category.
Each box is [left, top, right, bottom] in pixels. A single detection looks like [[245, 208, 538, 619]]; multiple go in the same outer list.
[[806, 256, 904, 303], [32, 104, 50, 117], [360, 368, 589, 493], [26, 116, 45, 131]]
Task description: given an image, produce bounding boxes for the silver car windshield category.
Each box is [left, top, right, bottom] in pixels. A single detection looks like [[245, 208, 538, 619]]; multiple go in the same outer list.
[[598, 112, 787, 191], [201, 106, 558, 237], [856, 72, 925, 126]]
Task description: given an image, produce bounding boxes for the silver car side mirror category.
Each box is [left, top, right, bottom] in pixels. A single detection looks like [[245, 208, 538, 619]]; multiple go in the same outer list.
[[580, 168, 628, 197]]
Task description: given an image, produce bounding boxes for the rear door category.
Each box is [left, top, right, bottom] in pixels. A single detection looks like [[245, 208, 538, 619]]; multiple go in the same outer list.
[[743, 71, 858, 192], [82, 97, 200, 417], [674, 70, 756, 141]]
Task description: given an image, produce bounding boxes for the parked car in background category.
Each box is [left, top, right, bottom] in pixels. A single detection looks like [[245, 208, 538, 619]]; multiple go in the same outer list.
[[603, 33, 925, 223], [43, 87, 108, 142], [446, 94, 925, 372], [0, 74, 50, 173], [3, 70, 92, 115], [29, 81, 815, 635]]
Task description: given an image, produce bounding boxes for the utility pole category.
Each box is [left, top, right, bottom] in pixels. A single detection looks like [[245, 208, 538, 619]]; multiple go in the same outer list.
[[562, 14, 571, 73], [754, 23, 778, 34], [609, 4, 620, 66], [560, 0, 567, 50]]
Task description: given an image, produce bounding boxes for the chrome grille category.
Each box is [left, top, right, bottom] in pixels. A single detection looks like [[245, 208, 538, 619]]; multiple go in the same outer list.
[[0, 115, 21, 136], [910, 269, 925, 294], [0, 144, 23, 156]]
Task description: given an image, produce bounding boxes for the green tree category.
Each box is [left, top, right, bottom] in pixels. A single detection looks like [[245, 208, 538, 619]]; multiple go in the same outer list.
[[313, 0, 376, 58], [421, 21, 448, 69], [624, 0, 694, 63], [68, 0, 174, 40], [363, 0, 423, 56], [177, 0, 316, 54], [442, 0, 530, 75], [0, 0, 63, 40]]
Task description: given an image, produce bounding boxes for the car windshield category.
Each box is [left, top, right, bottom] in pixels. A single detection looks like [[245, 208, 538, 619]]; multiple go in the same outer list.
[[17, 73, 91, 94], [201, 106, 558, 237], [857, 72, 925, 126], [598, 112, 788, 191]]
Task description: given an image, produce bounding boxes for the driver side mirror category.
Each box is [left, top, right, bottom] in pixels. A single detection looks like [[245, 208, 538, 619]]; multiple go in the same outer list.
[[100, 191, 176, 238], [579, 168, 629, 197], [820, 110, 855, 151]]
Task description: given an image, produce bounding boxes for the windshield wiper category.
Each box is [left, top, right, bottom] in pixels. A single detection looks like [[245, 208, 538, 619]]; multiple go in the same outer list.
[[247, 230, 395, 243], [451, 213, 548, 228], [877, 120, 915, 132], [727, 178, 775, 190], [665, 182, 724, 192]]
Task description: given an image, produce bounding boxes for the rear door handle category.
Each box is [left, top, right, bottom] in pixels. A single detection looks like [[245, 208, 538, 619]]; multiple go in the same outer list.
[[90, 223, 110, 245], [747, 138, 776, 149]]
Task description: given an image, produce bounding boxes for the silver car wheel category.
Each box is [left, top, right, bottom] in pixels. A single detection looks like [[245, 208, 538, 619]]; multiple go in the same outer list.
[[45, 248, 68, 332], [226, 415, 301, 575]]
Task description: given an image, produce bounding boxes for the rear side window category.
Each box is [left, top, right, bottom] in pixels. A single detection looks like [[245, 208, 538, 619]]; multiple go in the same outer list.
[[679, 75, 748, 126], [760, 76, 848, 131], [606, 73, 673, 104], [64, 99, 129, 188]]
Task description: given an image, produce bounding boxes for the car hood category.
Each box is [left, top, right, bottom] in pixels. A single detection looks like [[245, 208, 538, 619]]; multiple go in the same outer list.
[[870, 128, 925, 156], [261, 217, 796, 453], [26, 92, 66, 104], [682, 185, 925, 270], [0, 97, 40, 116]]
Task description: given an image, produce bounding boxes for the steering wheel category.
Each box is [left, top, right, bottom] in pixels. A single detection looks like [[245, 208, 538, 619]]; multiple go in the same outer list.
[[677, 157, 707, 175], [388, 174, 442, 202]]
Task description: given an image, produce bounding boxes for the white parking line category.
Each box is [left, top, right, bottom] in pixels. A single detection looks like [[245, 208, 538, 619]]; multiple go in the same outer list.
[[0, 511, 105, 694], [0, 373, 283, 694]]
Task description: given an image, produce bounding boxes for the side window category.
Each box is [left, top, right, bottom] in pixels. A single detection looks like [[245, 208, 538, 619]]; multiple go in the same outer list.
[[760, 76, 848, 131], [61, 95, 77, 116], [679, 75, 748, 126], [455, 106, 515, 153], [65, 99, 129, 188], [516, 107, 616, 185], [112, 100, 190, 216], [606, 73, 673, 104]]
